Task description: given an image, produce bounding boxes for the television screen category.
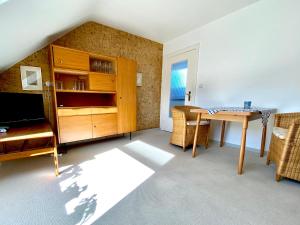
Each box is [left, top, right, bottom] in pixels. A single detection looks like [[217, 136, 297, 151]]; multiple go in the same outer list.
[[0, 92, 45, 127]]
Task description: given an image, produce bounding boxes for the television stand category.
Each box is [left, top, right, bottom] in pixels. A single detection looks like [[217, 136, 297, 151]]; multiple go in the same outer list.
[[0, 122, 59, 176]]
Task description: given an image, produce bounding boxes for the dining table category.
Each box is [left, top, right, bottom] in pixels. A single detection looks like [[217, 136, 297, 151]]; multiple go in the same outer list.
[[190, 107, 275, 175]]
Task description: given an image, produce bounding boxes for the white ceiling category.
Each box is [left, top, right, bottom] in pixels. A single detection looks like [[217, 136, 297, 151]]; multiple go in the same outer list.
[[0, 0, 259, 72]]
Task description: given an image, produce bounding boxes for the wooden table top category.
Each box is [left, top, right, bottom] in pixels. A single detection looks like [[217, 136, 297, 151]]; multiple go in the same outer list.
[[0, 123, 53, 143], [190, 109, 264, 122], [190, 108, 260, 116]]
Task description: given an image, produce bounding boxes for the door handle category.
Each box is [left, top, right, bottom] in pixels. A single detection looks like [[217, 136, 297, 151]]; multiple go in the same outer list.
[[186, 91, 191, 101]]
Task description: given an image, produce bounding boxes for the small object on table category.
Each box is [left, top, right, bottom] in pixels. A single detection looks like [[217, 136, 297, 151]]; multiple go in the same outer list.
[[244, 101, 252, 109], [0, 127, 9, 133]]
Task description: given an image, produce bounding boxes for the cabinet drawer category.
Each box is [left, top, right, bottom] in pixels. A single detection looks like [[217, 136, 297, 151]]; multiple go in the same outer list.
[[58, 108, 92, 117], [89, 73, 116, 91], [92, 114, 117, 138], [53, 46, 89, 71], [91, 107, 117, 115], [58, 115, 92, 143]]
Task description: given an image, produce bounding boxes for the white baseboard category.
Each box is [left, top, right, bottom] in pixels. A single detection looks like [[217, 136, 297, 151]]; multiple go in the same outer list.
[[209, 140, 268, 154]]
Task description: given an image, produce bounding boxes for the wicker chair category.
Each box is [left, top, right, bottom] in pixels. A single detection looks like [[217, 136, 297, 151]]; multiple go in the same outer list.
[[266, 112, 300, 182], [170, 106, 210, 151]]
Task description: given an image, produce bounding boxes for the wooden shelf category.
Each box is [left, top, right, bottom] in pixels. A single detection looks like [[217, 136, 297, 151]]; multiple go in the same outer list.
[[0, 148, 55, 161], [56, 89, 116, 94], [89, 71, 116, 76], [54, 68, 116, 76], [58, 106, 117, 109], [0, 122, 59, 176], [57, 106, 118, 116], [0, 123, 54, 143], [54, 67, 89, 75], [89, 53, 116, 62]]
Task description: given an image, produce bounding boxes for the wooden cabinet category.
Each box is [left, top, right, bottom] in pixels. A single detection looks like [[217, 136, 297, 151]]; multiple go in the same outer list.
[[92, 114, 117, 138], [58, 112, 118, 143], [58, 115, 93, 143], [50, 45, 136, 144], [117, 57, 137, 133], [53, 46, 89, 71], [57, 107, 118, 143], [89, 72, 116, 91]]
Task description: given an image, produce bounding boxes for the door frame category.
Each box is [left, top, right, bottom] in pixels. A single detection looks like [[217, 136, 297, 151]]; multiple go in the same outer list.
[[160, 43, 200, 132]]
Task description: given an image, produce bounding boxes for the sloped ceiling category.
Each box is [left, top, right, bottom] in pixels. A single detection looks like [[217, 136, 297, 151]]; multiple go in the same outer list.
[[0, 0, 259, 72]]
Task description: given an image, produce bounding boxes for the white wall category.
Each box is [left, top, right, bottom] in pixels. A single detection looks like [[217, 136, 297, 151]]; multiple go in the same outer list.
[[163, 0, 300, 151]]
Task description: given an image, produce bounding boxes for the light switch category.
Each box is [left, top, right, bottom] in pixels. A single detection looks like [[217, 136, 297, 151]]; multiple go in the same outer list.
[[137, 72, 142, 87]]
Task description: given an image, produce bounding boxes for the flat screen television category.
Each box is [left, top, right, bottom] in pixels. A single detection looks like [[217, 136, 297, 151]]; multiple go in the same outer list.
[[0, 92, 45, 128]]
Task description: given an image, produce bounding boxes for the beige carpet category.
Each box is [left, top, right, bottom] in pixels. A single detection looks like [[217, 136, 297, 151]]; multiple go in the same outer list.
[[0, 129, 299, 225]]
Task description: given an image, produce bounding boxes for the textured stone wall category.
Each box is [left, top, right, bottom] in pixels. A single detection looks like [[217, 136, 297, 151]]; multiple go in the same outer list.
[[0, 21, 163, 130]]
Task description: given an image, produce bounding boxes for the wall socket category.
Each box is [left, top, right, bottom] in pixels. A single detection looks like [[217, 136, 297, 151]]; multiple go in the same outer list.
[[198, 83, 204, 88]]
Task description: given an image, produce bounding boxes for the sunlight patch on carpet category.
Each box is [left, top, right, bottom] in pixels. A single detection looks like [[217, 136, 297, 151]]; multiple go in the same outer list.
[[125, 140, 175, 165], [59, 148, 154, 225]]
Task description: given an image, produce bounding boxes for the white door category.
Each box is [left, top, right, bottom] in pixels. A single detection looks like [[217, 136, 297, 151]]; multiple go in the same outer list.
[[160, 48, 199, 132]]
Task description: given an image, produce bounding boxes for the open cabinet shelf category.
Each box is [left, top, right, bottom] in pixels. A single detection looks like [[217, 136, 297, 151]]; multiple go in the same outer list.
[[56, 92, 116, 108], [56, 89, 116, 94], [53, 67, 89, 75]]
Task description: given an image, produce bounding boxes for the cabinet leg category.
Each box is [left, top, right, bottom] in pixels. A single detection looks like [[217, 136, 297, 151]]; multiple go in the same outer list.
[[130, 132, 132, 140], [53, 136, 59, 176], [58, 144, 68, 154]]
